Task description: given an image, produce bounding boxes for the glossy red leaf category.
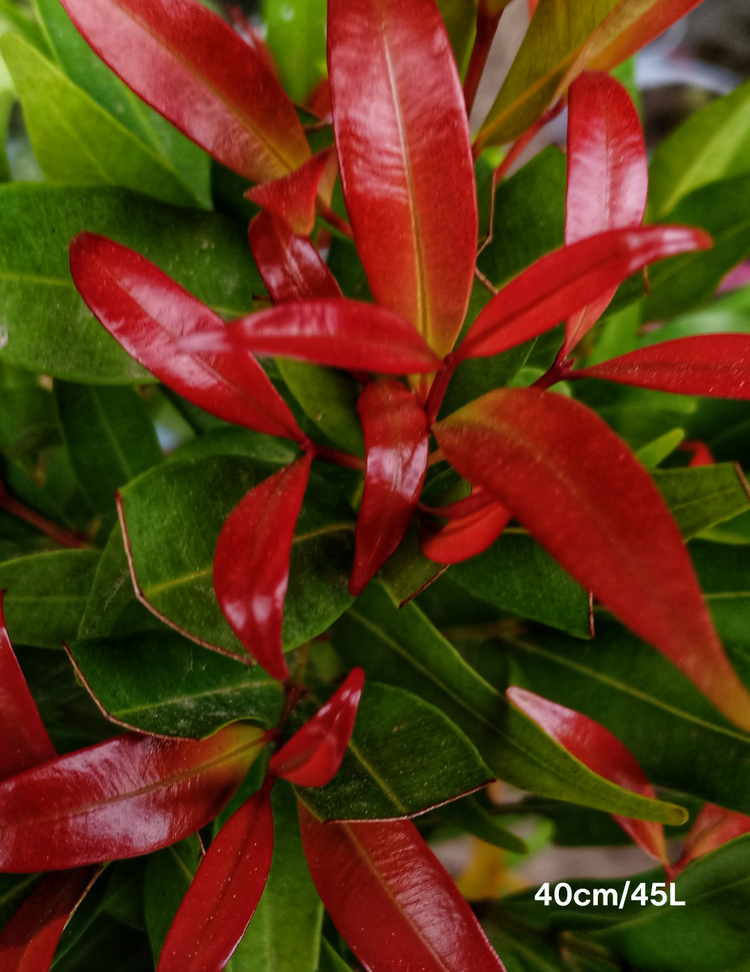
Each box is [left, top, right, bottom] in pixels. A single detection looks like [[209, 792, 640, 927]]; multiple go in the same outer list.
[[434, 388, 750, 731], [157, 788, 274, 972], [0, 593, 56, 780], [249, 212, 342, 305], [213, 455, 312, 682], [269, 668, 365, 787], [69, 233, 304, 443], [59, 0, 310, 182], [563, 71, 647, 354], [0, 868, 98, 972], [455, 226, 711, 363], [180, 300, 444, 375], [420, 501, 511, 565], [247, 147, 338, 237], [349, 381, 429, 596], [298, 804, 507, 972], [0, 724, 268, 871], [507, 687, 668, 865], [673, 803, 750, 875], [576, 335, 750, 398], [327, 0, 477, 358]]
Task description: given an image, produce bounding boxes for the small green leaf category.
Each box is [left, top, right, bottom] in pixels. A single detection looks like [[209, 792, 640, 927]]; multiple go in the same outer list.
[[144, 837, 201, 964], [636, 429, 685, 469], [432, 793, 528, 854], [653, 463, 750, 539], [317, 940, 355, 972]]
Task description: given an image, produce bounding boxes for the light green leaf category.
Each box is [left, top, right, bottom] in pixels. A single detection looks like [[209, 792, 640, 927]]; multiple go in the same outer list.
[[435, 0, 477, 73], [635, 429, 685, 468], [263, 0, 327, 103]]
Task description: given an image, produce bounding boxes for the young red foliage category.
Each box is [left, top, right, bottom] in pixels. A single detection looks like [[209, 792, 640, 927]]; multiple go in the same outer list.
[[563, 71, 647, 354], [673, 803, 750, 876], [247, 147, 337, 237], [69, 233, 304, 443], [248, 212, 342, 303], [327, 0, 477, 358], [349, 381, 429, 596], [270, 668, 365, 787], [420, 501, 511, 565], [0, 724, 267, 871], [213, 455, 312, 682], [298, 803, 507, 972], [156, 788, 274, 972], [455, 226, 711, 362], [507, 687, 668, 865], [59, 0, 310, 182], [679, 440, 715, 467], [576, 335, 750, 398], [434, 387, 750, 731]]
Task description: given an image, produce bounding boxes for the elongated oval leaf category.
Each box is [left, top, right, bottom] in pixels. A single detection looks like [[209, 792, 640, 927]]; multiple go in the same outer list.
[[675, 802, 750, 874], [434, 388, 750, 731], [59, 0, 310, 182], [0, 723, 267, 871], [299, 804, 508, 972], [156, 788, 274, 972], [420, 501, 511, 565], [69, 232, 304, 442], [249, 211, 342, 304], [214, 455, 312, 681], [328, 0, 477, 357], [350, 381, 429, 596]]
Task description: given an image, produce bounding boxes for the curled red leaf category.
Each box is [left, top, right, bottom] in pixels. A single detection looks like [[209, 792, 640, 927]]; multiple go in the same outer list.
[[249, 212, 342, 305], [247, 147, 338, 237], [420, 501, 511, 565]]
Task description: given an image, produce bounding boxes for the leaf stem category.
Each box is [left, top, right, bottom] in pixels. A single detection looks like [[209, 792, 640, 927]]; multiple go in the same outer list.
[[463, 8, 503, 118], [311, 444, 365, 471], [0, 481, 91, 549]]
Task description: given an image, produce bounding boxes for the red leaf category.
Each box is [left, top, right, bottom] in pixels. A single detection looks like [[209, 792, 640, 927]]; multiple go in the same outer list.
[[0, 593, 56, 780], [0, 868, 99, 972], [328, 0, 477, 357], [269, 668, 365, 787], [247, 148, 338, 237], [420, 501, 511, 565], [563, 71, 647, 354], [298, 804, 507, 972], [349, 381, 429, 596], [576, 335, 750, 399], [248, 212, 342, 304], [679, 440, 715, 468], [213, 455, 312, 682], [507, 687, 668, 865], [69, 233, 304, 443], [0, 724, 267, 871], [59, 0, 310, 182], [180, 300, 444, 375], [673, 803, 750, 875], [156, 788, 274, 972], [434, 388, 750, 731], [305, 77, 332, 121], [455, 227, 711, 362]]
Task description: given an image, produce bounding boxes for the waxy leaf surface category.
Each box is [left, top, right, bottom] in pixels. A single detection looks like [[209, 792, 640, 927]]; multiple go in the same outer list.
[[434, 387, 750, 731], [214, 455, 312, 681], [70, 232, 303, 442], [59, 0, 310, 182], [247, 148, 336, 237], [350, 381, 429, 595], [420, 500, 511, 565], [328, 0, 477, 357], [157, 788, 273, 972], [0, 723, 266, 871], [676, 802, 750, 873], [298, 804, 508, 972]]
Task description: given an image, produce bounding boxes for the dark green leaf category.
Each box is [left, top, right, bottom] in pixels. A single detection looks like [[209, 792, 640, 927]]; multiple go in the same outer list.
[[0, 0, 51, 54], [653, 463, 750, 539], [275, 359, 364, 456], [144, 837, 201, 963], [431, 793, 528, 853]]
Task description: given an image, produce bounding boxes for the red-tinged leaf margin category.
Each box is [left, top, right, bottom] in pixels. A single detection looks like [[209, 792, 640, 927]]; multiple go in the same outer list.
[[213, 455, 312, 682], [434, 387, 750, 732], [247, 147, 338, 237], [673, 803, 750, 876], [70, 233, 305, 443], [454, 226, 711, 362], [507, 687, 668, 865], [248, 212, 342, 304], [328, 0, 477, 358], [298, 803, 507, 972], [420, 501, 511, 565], [575, 335, 750, 398], [156, 787, 274, 972], [59, 0, 310, 182], [563, 71, 647, 354], [349, 381, 429, 596], [269, 668, 365, 787], [0, 724, 268, 871]]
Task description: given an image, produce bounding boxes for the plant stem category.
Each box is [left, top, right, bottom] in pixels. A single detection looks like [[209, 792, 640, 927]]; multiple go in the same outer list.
[[0, 483, 91, 549], [463, 8, 503, 118]]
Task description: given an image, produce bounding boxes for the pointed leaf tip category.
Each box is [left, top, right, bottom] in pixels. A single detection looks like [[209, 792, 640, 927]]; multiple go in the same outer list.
[[270, 668, 365, 787], [420, 500, 511, 565], [247, 147, 337, 237], [249, 212, 342, 304]]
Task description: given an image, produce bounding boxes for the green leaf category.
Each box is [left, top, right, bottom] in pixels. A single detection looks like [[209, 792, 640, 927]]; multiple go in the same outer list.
[[295, 682, 493, 820], [0, 548, 101, 647], [653, 463, 750, 539], [378, 521, 445, 607], [0, 0, 51, 55], [488, 928, 575, 972], [0, 873, 43, 931], [635, 428, 685, 469], [331, 584, 686, 823], [0, 382, 60, 469], [119, 456, 355, 656], [263, 0, 326, 103], [56, 382, 163, 512], [450, 530, 591, 638], [0, 33, 199, 206], [0, 184, 262, 382], [435, 0, 476, 72], [228, 781, 323, 972], [430, 793, 528, 853], [68, 630, 285, 736], [649, 77, 750, 220], [317, 940, 355, 972], [144, 837, 201, 964]]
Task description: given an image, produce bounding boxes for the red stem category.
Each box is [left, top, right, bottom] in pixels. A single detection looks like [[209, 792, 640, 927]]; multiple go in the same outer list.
[[0, 484, 91, 549], [533, 351, 576, 390], [308, 443, 365, 471], [463, 8, 503, 118], [424, 355, 456, 425]]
